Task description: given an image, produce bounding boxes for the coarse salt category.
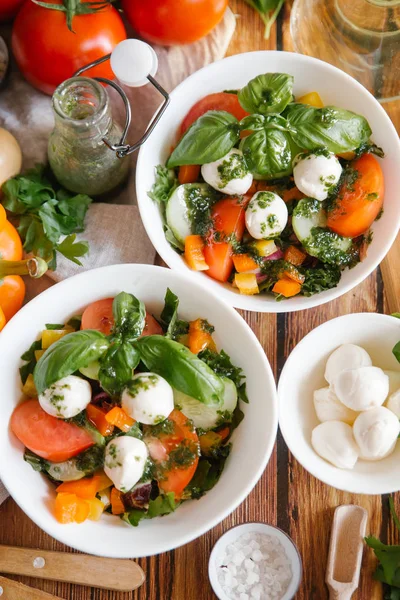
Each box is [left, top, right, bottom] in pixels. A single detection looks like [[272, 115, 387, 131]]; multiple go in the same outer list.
[[216, 532, 293, 600]]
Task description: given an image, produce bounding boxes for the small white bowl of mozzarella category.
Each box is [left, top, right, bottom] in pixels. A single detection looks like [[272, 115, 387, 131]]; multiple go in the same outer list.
[[278, 313, 400, 494]]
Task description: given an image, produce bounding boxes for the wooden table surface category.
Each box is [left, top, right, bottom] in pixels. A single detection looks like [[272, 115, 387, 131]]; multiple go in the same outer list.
[[1, 1, 400, 599]]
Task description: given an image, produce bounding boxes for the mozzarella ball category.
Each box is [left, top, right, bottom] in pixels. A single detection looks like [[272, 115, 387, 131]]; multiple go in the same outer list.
[[245, 191, 288, 240], [104, 436, 148, 493], [324, 344, 372, 385], [121, 372, 174, 425], [201, 149, 253, 195], [293, 151, 342, 201], [353, 407, 400, 460], [313, 387, 359, 425], [333, 366, 389, 411], [386, 388, 400, 419], [38, 375, 91, 419], [311, 421, 359, 469]]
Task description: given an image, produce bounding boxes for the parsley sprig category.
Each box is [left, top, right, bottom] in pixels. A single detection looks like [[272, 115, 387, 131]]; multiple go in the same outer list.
[[1, 164, 92, 270]]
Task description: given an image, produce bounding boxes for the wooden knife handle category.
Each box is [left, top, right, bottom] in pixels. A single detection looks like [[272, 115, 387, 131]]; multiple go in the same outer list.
[[0, 546, 145, 592], [0, 575, 63, 600]]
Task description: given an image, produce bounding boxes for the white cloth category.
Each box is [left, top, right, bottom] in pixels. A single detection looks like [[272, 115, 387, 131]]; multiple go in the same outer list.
[[0, 9, 236, 504]]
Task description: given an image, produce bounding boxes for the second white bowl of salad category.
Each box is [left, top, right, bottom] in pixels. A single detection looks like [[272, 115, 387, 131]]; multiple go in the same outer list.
[[136, 51, 400, 312], [0, 264, 277, 558]]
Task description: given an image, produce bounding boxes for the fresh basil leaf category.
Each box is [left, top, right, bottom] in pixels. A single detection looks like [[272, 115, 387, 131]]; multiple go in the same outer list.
[[67, 315, 82, 331], [160, 288, 186, 340], [198, 348, 248, 403], [393, 341, 400, 363], [57, 234, 89, 266], [239, 73, 293, 115], [148, 165, 179, 204], [184, 450, 230, 499], [124, 492, 177, 527], [242, 127, 292, 178], [45, 323, 65, 330], [20, 339, 42, 384], [167, 111, 240, 168], [136, 335, 225, 406], [99, 341, 141, 396], [285, 103, 372, 153], [34, 330, 109, 395], [112, 292, 146, 341]]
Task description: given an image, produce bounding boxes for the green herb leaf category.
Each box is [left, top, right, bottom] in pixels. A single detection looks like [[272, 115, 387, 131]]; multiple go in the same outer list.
[[198, 348, 249, 403], [34, 329, 109, 395], [45, 323, 65, 330], [392, 313, 400, 319], [393, 341, 400, 363], [239, 73, 293, 115], [167, 111, 240, 168], [99, 341, 141, 396], [244, 0, 285, 39], [19, 339, 42, 384], [112, 292, 146, 341], [75, 445, 105, 474], [160, 288, 189, 340], [57, 234, 89, 266], [135, 335, 225, 406], [300, 264, 341, 296], [285, 103, 372, 153], [125, 492, 177, 526], [184, 449, 230, 499], [148, 165, 179, 204], [24, 449, 49, 473], [242, 126, 292, 178]]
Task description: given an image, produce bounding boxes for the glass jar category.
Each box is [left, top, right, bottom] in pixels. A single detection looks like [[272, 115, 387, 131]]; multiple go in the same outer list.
[[290, 0, 400, 103], [48, 77, 130, 196]]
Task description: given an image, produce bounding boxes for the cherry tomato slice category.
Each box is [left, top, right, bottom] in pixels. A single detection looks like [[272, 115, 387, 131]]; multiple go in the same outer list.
[[180, 92, 248, 135], [10, 399, 94, 462]]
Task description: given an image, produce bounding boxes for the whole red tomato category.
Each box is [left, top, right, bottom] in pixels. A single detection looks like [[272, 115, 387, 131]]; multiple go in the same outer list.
[[0, 0, 25, 22], [122, 0, 228, 46], [12, 0, 127, 95]]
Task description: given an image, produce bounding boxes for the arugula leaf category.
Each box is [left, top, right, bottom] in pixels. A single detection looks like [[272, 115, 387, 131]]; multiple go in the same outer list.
[[34, 330, 109, 395], [238, 73, 293, 115], [19, 339, 42, 384], [148, 165, 178, 204], [1, 164, 92, 269], [285, 103, 372, 153], [136, 335, 225, 406], [244, 0, 285, 39], [124, 492, 177, 527], [167, 111, 240, 168], [301, 265, 341, 296], [57, 234, 89, 266], [198, 348, 249, 403]]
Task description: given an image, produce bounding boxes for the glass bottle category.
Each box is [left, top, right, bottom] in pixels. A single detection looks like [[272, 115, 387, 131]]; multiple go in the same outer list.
[[290, 0, 400, 103], [48, 77, 130, 197]]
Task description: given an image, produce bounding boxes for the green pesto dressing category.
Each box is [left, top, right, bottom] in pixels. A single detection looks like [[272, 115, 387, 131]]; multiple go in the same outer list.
[[217, 152, 248, 187]]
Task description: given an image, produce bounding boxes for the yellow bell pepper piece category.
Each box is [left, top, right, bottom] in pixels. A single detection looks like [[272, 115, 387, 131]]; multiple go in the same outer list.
[[86, 497, 105, 521], [34, 349, 45, 362], [22, 373, 37, 397], [234, 273, 259, 295], [252, 239, 277, 257], [337, 151, 356, 160], [297, 91, 324, 108], [41, 328, 72, 349]]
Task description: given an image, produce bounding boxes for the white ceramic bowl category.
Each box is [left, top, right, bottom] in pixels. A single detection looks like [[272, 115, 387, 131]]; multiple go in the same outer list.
[[208, 522, 302, 600], [278, 313, 400, 494], [136, 51, 400, 313], [0, 264, 278, 558]]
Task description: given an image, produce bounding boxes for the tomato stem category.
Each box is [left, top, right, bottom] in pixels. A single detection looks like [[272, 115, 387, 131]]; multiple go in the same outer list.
[[0, 257, 48, 278], [32, 0, 113, 32]]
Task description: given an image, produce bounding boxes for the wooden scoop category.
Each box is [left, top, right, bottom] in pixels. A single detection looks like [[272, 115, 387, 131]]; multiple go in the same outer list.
[[0, 545, 145, 592], [0, 575, 63, 599], [326, 505, 368, 600]]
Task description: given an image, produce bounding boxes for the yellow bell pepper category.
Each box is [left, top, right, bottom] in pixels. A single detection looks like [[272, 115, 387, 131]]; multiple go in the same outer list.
[[297, 91, 324, 108], [234, 273, 259, 295], [22, 373, 37, 397], [252, 239, 277, 257], [41, 328, 73, 349]]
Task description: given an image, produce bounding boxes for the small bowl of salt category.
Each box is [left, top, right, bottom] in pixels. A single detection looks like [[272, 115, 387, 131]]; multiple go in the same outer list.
[[209, 522, 302, 600]]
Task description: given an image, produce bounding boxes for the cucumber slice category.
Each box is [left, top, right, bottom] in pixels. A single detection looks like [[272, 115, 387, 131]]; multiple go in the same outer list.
[[173, 377, 238, 430], [79, 360, 100, 380], [292, 198, 352, 266], [166, 183, 215, 244], [47, 459, 86, 482]]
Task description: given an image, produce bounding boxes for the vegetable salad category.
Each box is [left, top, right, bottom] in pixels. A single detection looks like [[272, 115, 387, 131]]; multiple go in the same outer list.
[[11, 289, 247, 526], [149, 73, 385, 300]]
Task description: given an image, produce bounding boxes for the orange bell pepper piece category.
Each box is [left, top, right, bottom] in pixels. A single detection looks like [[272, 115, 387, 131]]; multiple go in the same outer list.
[[86, 403, 114, 437], [178, 164, 200, 184], [188, 318, 217, 355], [217, 427, 230, 441], [0, 306, 6, 332], [232, 253, 258, 273], [105, 406, 135, 432], [54, 493, 90, 524], [283, 267, 305, 285], [111, 487, 125, 515], [184, 235, 209, 271], [272, 277, 302, 298], [56, 476, 99, 499], [283, 245, 307, 266], [234, 273, 259, 295]]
